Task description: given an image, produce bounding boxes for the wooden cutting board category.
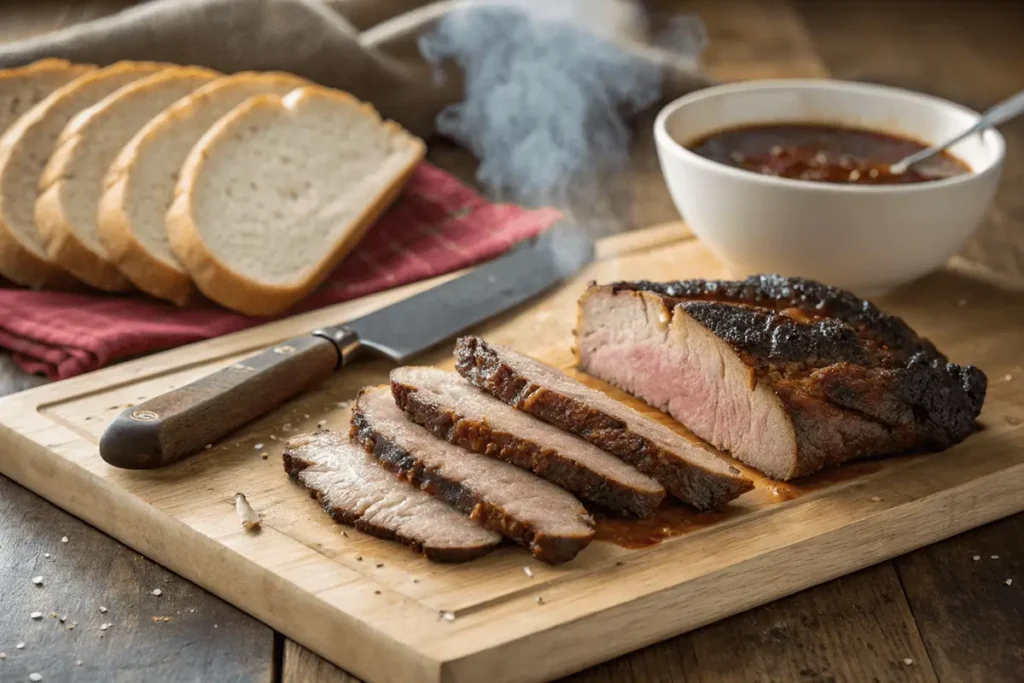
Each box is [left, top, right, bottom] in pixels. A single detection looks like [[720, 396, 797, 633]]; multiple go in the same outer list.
[[1, 224, 1022, 683]]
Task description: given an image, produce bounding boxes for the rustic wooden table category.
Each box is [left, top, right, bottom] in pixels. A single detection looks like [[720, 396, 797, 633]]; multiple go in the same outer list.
[[2, 1, 1022, 681]]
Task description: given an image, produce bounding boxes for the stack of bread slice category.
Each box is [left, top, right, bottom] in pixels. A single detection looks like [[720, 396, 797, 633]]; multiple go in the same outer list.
[[0, 59, 425, 315]]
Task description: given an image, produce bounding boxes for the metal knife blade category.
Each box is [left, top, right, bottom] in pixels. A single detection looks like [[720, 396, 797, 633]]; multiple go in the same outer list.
[[98, 220, 594, 469]]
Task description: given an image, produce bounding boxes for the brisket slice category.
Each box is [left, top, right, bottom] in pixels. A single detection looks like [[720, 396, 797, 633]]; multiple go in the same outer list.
[[576, 275, 987, 480], [283, 431, 500, 562], [455, 337, 752, 510], [391, 366, 665, 518], [351, 385, 595, 565]]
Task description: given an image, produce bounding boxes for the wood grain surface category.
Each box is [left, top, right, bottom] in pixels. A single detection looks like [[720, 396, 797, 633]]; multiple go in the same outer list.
[[0, 475, 275, 683], [1, 1, 1022, 682]]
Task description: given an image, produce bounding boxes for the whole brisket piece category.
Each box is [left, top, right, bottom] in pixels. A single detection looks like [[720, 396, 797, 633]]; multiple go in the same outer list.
[[576, 276, 987, 480], [391, 366, 666, 518], [351, 385, 596, 565], [283, 431, 501, 562], [455, 337, 752, 509]]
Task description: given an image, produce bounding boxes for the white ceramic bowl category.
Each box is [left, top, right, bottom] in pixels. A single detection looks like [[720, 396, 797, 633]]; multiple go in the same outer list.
[[653, 79, 1006, 295]]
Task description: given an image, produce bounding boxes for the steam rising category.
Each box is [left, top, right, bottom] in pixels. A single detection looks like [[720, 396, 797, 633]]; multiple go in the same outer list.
[[419, 0, 706, 237]]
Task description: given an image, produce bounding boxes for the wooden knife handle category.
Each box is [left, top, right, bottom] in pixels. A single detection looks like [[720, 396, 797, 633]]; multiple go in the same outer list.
[[99, 335, 341, 469]]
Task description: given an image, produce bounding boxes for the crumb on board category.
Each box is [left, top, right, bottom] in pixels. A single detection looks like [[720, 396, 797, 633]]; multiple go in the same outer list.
[[903, 658, 913, 666], [536, 596, 544, 604], [375, 563, 384, 568], [374, 590, 381, 595], [355, 555, 362, 562], [234, 493, 261, 531], [204, 444, 213, 450], [868, 496, 882, 503], [152, 616, 172, 623], [523, 567, 534, 578]]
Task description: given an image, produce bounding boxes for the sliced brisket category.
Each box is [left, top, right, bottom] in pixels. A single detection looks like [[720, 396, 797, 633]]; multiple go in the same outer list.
[[455, 337, 752, 510], [283, 431, 501, 562], [391, 366, 666, 518], [351, 385, 596, 565], [576, 275, 987, 480]]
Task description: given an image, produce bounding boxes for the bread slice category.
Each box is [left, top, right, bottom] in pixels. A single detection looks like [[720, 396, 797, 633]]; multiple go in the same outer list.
[[167, 86, 426, 317], [36, 66, 220, 291], [0, 59, 97, 288], [0, 59, 93, 133], [98, 72, 309, 305], [0, 61, 170, 289]]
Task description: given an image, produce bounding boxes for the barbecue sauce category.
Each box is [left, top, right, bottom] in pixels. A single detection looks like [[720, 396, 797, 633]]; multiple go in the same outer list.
[[688, 123, 970, 185]]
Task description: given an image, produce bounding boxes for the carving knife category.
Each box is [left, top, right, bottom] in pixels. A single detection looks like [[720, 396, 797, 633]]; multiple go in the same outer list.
[[99, 221, 594, 469]]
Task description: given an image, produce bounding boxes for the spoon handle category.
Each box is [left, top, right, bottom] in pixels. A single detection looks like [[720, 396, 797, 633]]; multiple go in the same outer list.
[[893, 88, 1024, 172]]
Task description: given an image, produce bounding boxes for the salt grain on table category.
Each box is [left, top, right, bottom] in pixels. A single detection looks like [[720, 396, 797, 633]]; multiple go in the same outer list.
[[100, 623, 110, 631], [441, 611, 455, 622], [30, 612, 42, 620], [16, 643, 25, 650], [60, 536, 68, 543], [32, 576, 43, 586], [43, 553, 50, 558], [152, 589, 162, 597], [973, 555, 981, 561], [903, 658, 913, 665], [99, 606, 107, 613], [0, 652, 5, 659], [523, 567, 534, 578], [1007, 579, 1014, 586], [992, 555, 1000, 559], [29, 674, 42, 682]]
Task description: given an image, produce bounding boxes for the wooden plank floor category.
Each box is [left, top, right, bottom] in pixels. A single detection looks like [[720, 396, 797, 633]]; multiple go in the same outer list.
[[1, 1, 1022, 682]]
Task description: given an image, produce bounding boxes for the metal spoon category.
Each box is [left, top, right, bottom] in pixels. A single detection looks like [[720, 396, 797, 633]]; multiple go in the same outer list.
[[890, 88, 1024, 175]]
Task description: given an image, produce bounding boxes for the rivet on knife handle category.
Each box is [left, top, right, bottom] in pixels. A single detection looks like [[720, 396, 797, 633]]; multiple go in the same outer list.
[[99, 332, 348, 469]]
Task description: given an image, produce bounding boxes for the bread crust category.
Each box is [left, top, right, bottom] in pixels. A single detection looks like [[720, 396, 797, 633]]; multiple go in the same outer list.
[[0, 59, 97, 288], [167, 85, 426, 317], [98, 71, 310, 306], [36, 65, 218, 292]]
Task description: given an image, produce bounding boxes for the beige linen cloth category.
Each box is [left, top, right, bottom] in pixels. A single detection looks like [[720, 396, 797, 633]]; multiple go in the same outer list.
[[0, 0, 712, 139]]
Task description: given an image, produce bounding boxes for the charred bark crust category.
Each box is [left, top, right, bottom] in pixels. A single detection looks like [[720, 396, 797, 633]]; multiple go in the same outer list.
[[609, 276, 987, 449]]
